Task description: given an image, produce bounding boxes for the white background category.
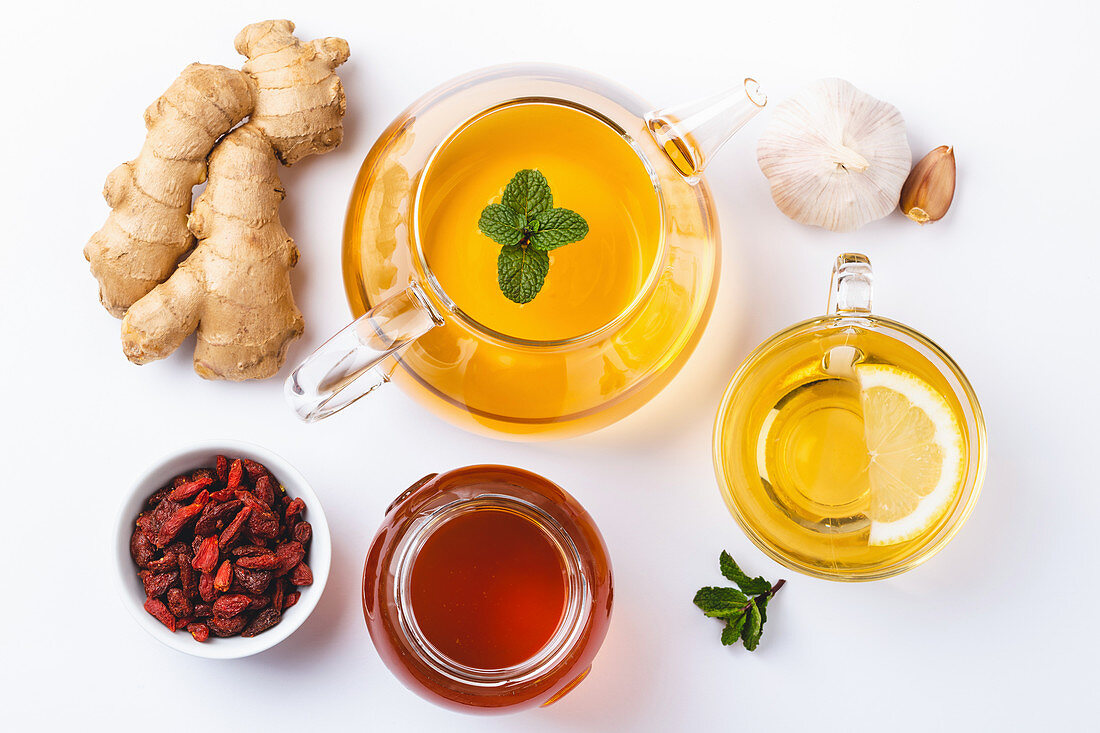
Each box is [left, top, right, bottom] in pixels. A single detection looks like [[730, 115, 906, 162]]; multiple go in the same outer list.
[[2, 1, 1097, 730]]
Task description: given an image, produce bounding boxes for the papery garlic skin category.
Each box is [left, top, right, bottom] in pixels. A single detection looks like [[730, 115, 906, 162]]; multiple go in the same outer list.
[[757, 79, 911, 232]]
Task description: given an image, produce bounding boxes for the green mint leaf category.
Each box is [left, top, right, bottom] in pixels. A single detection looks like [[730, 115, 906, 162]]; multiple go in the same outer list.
[[720, 551, 772, 595], [695, 551, 785, 653], [482, 169, 587, 304], [501, 169, 552, 221], [722, 614, 747, 646], [527, 208, 589, 251], [497, 245, 549, 304], [478, 203, 525, 246], [693, 586, 750, 618], [756, 594, 769, 626], [741, 601, 763, 651]]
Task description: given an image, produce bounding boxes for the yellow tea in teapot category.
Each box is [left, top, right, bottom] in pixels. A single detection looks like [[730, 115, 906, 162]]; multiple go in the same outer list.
[[715, 325, 972, 575], [416, 102, 662, 341]]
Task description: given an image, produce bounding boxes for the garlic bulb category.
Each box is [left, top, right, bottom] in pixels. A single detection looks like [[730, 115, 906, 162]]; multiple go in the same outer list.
[[756, 79, 910, 232]]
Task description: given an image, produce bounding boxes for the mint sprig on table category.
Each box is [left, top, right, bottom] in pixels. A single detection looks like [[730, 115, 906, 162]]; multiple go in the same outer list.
[[478, 169, 589, 304], [694, 551, 785, 651]]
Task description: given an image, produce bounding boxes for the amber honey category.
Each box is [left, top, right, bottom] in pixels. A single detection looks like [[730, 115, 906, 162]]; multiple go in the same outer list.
[[409, 508, 567, 670]]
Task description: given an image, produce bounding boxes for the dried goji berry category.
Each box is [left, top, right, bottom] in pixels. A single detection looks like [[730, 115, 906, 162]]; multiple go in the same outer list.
[[164, 541, 189, 558], [145, 552, 178, 573], [144, 598, 176, 630], [178, 552, 196, 596], [215, 454, 229, 482], [199, 572, 216, 603], [192, 535, 219, 573], [234, 566, 273, 595], [234, 490, 266, 512], [214, 560, 233, 593], [187, 622, 210, 642], [167, 588, 192, 618], [273, 541, 305, 576], [219, 506, 251, 548], [227, 459, 243, 490], [283, 591, 300, 610], [154, 491, 208, 548], [212, 593, 252, 618], [242, 458, 268, 481], [144, 499, 180, 541], [191, 467, 216, 482], [285, 498, 305, 524], [195, 499, 243, 536], [130, 529, 155, 567], [167, 475, 213, 502], [292, 521, 312, 546], [193, 603, 212, 618], [142, 571, 177, 598], [288, 562, 313, 586], [232, 545, 269, 557], [247, 509, 279, 540], [237, 552, 280, 570], [171, 474, 189, 489], [207, 614, 247, 637], [246, 594, 270, 610], [208, 487, 235, 503], [254, 475, 276, 506], [241, 608, 281, 638], [145, 486, 171, 508], [271, 579, 285, 612]]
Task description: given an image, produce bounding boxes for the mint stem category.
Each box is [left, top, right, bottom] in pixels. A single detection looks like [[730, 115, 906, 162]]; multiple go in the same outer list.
[[735, 579, 786, 615]]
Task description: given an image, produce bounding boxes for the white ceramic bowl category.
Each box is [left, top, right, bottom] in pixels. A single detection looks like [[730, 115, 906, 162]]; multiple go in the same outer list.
[[114, 440, 331, 659]]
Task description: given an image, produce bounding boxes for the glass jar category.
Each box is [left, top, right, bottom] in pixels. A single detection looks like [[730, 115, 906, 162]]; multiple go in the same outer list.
[[362, 465, 613, 712]]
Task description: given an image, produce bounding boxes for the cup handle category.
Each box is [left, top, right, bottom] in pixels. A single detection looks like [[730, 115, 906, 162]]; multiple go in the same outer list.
[[284, 282, 444, 422], [823, 254, 873, 377], [827, 253, 873, 315]]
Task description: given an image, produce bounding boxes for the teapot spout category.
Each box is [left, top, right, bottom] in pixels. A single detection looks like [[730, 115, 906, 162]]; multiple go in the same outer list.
[[645, 78, 766, 183]]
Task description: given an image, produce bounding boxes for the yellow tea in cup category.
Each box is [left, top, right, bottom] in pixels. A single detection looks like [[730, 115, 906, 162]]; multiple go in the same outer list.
[[416, 101, 662, 342], [714, 255, 986, 580]]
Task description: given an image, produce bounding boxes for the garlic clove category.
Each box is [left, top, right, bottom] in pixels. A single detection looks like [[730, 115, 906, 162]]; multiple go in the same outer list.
[[900, 146, 956, 224], [756, 78, 911, 232]]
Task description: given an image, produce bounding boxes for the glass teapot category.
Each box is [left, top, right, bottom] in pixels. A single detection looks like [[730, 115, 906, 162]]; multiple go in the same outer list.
[[286, 64, 766, 439]]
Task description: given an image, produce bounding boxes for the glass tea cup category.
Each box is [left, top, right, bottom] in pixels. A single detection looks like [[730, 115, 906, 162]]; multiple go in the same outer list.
[[713, 254, 987, 581]]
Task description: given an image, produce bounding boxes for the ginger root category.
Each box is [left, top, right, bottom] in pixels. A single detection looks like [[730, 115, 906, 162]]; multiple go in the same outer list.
[[122, 123, 303, 379], [235, 20, 350, 165], [90, 21, 349, 380], [84, 64, 254, 316]]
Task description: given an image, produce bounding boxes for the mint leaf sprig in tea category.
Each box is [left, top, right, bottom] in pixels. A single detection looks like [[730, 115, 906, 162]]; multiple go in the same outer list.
[[478, 169, 589, 304], [694, 551, 785, 651]]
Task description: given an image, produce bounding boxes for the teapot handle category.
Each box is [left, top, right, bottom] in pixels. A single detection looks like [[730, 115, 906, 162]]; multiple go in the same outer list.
[[284, 282, 444, 422]]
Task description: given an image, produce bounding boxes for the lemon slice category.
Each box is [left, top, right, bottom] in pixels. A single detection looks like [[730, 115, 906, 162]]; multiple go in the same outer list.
[[856, 364, 965, 546]]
